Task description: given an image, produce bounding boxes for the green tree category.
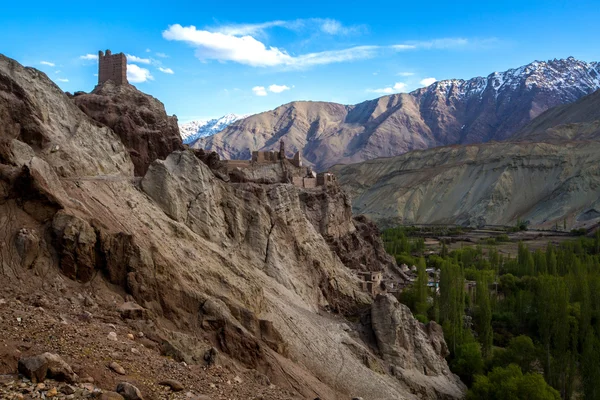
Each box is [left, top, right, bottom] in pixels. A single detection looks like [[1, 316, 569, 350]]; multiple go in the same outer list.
[[450, 342, 484, 386], [468, 364, 560, 400], [582, 330, 600, 400], [475, 273, 493, 358], [440, 261, 465, 353], [492, 335, 537, 373], [415, 257, 429, 319]]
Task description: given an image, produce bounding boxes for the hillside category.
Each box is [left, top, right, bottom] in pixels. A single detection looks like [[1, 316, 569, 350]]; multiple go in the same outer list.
[[197, 57, 600, 170], [331, 141, 600, 229], [515, 89, 600, 142], [0, 54, 466, 399]]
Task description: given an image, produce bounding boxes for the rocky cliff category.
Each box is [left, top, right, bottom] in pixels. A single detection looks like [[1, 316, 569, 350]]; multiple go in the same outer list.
[[196, 57, 600, 170], [73, 81, 184, 176], [0, 54, 464, 399], [332, 141, 600, 229]]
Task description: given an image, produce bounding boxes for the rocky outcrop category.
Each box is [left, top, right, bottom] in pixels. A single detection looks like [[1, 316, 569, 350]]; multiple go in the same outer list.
[[73, 81, 183, 176], [0, 54, 464, 400], [197, 57, 600, 170], [332, 141, 600, 229], [52, 211, 97, 282], [371, 294, 465, 399]]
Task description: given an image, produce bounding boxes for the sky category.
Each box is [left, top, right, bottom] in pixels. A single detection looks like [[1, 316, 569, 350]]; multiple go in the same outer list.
[[1, 0, 599, 123]]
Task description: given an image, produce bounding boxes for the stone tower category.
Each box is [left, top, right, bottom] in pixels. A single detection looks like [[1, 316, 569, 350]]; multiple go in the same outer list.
[[98, 50, 128, 85], [279, 140, 285, 160]]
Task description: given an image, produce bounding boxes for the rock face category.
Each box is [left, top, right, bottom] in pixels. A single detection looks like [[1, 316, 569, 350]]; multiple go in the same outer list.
[[197, 57, 600, 170], [73, 81, 183, 176], [332, 141, 600, 229], [0, 54, 465, 400], [371, 295, 465, 399]]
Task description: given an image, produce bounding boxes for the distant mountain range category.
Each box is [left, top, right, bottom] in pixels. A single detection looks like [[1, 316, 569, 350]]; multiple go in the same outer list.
[[332, 87, 600, 229], [196, 57, 600, 170], [179, 113, 249, 144]]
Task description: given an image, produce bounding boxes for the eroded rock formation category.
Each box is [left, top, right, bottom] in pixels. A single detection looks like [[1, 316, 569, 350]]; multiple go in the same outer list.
[[73, 81, 183, 176], [0, 54, 465, 400], [372, 294, 465, 399]]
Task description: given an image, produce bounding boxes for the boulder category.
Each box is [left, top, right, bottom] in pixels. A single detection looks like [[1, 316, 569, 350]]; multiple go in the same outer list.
[[18, 353, 77, 383], [118, 302, 146, 320], [158, 379, 184, 392], [109, 361, 126, 375], [116, 382, 143, 400]]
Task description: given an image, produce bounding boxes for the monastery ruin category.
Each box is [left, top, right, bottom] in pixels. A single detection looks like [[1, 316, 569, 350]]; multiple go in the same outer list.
[[223, 140, 337, 188]]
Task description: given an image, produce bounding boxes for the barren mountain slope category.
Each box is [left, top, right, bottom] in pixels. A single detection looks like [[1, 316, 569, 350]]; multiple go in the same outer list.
[[197, 57, 600, 170], [332, 142, 600, 229], [0, 54, 465, 400], [515, 89, 600, 142]]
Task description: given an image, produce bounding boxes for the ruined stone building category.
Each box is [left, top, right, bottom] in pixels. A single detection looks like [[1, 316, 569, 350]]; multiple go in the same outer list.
[[221, 140, 339, 189], [98, 50, 128, 85], [357, 271, 383, 296]]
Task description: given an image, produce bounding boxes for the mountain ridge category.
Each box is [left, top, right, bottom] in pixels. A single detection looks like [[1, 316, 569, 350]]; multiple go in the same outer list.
[[180, 113, 249, 144], [197, 57, 600, 170]]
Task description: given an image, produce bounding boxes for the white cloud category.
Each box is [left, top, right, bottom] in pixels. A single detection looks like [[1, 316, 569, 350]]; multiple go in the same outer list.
[[320, 19, 344, 34], [127, 64, 153, 83], [55, 70, 61, 74], [397, 72, 415, 76], [56, 78, 69, 82], [420, 77, 437, 86], [126, 54, 151, 64], [40, 61, 55, 67], [158, 67, 174, 74], [145, 48, 151, 52], [252, 86, 268, 96], [214, 20, 287, 36], [155, 52, 169, 58], [268, 84, 290, 93], [318, 18, 365, 35], [80, 54, 98, 60], [368, 87, 394, 94], [367, 82, 407, 94], [164, 24, 496, 69], [163, 24, 382, 68], [409, 38, 469, 49]]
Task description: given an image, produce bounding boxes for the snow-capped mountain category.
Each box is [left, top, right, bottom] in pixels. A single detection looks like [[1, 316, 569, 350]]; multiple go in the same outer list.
[[198, 57, 600, 170], [179, 113, 249, 144], [417, 57, 600, 104]]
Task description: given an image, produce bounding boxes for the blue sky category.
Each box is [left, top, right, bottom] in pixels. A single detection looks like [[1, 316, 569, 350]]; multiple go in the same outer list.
[[1, 0, 599, 122]]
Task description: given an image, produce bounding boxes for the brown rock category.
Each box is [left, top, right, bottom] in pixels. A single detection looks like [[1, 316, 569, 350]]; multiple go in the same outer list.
[[116, 382, 143, 400], [18, 353, 77, 384], [73, 81, 183, 176], [158, 379, 184, 392], [51, 211, 97, 283], [14, 228, 39, 268], [108, 361, 126, 375], [100, 392, 125, 400], [118, 302, 146, 320]]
